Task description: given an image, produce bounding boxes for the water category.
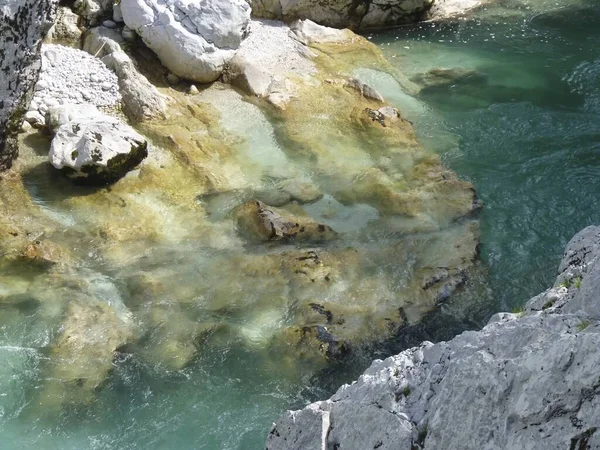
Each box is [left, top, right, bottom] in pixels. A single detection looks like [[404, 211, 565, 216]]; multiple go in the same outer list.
[[1, 1, 600, 448], [367, 0, 600, 312]]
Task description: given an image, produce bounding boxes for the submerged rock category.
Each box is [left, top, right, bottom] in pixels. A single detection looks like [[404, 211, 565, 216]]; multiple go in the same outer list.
[[234, 200, 336, 243], [266, 226, 600, 450], [48, 106, 148, 183], [411, 67, 488, 92], [0, 0, 57, 170], [120, 0, 251, 82]]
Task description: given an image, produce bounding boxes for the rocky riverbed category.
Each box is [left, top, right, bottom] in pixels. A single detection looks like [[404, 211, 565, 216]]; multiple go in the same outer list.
[[1, 0, 597, 448]]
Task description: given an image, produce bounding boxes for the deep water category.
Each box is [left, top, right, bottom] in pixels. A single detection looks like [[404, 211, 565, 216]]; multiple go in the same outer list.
[[1, 1, 599, 449]]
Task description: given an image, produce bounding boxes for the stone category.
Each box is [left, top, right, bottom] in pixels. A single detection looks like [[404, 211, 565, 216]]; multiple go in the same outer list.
[[20, 121, 33, 133], [120, 0, 251, 83], [73, 0, 114, 25], [289, 19, 354, 45], [188, 84, 200, 95], [223, 54, 273, 97], [0, 0, 57, 170], [410, 67, 488, 92], [267, 226, 600, 450], [113, 3, 124, 22], [24, 110, 45, 127], [83, 27, 167, 122], [46, 103, 103, 134], [45, 6, 83, 45], [49, 112, 149, 184], [233, 200, 336, 243], [102, 19, 117, 28]]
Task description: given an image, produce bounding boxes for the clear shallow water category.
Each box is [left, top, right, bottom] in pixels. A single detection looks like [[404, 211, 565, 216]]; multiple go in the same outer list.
[[1, 2, 600, 449]]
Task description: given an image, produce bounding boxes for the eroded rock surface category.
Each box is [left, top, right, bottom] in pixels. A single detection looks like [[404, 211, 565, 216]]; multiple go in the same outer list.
[[267, 226, 600, 450], [120, 0, 251, 82], [48, 104, 148, 183], [0, 0, 57, 170]]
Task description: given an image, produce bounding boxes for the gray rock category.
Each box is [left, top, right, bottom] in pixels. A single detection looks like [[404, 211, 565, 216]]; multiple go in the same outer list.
[[267, 226, 600, 450], [102, 19, 117, 29], [0, 0, 57, 170]]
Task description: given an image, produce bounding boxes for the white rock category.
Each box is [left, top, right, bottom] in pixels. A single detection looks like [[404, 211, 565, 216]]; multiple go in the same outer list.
[[267, 226, 600, 450], [20, 121, 33, 133], [120, 0, 251, 83], [188, 85, 199, 95], [24, 110, 45, 126], [49, 114, 148, 183], [46, 104, 103, 134]]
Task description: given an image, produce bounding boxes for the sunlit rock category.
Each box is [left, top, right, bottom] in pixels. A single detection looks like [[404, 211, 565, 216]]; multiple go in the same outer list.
[[120, 0, 251, 82], [49, 110, 148, 184]]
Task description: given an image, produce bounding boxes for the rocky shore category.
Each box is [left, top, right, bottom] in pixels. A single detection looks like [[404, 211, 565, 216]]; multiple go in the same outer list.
[[266, 225, 600, 450]]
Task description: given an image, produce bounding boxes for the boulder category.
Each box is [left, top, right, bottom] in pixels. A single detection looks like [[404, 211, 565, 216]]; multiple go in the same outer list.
[[0, 0, 57, 170], [120, 0, 251, 83], [410, 67, 488, 92], [267, 226, 600, 450], [83, 26, 168, 122], [48, 107, 148, 184]]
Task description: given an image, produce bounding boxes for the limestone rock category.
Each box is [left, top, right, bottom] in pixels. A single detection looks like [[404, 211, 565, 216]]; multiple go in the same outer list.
[[223, 54, 273, 97], [120, 0, 251, 83], [49, 110, 148, 184], [83, 26, 168, 121], [267, 226, 600, 450], [0, 0, 57, 170], [289, 19, 354, 45]]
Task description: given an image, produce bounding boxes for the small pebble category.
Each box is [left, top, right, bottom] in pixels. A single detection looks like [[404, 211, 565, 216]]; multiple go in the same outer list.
[[188, 84, 199, 95], [102, 20, 117, 29], [101, 82, 113, 91]]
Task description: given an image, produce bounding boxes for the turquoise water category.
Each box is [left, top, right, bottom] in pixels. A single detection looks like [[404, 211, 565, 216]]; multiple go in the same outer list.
[[370, 0, 600, 314], [1, 1, 600, 449]]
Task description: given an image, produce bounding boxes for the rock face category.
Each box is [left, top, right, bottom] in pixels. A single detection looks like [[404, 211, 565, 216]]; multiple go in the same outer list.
[[250, 0, 433, 30], [48, 104, 148, 183], [0, 0, 57, 170], [267, 226, 600, 450], [120, 0, 251, 83]]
